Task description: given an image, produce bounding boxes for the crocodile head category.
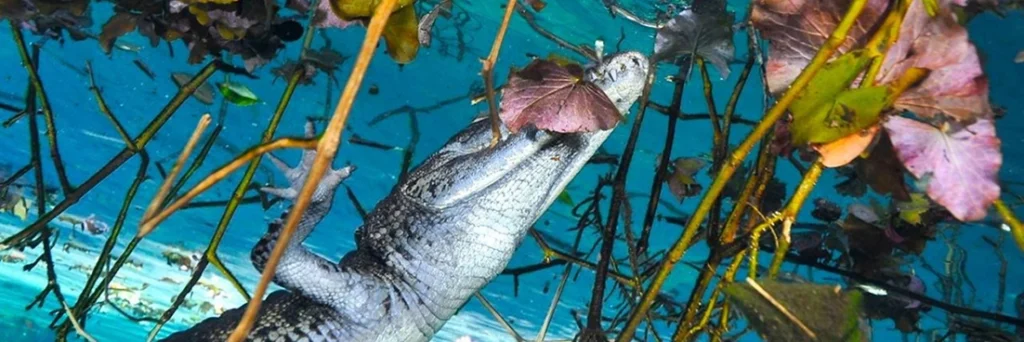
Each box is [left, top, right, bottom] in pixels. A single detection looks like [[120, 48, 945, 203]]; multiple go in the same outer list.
[[399, 51, 649, 212]]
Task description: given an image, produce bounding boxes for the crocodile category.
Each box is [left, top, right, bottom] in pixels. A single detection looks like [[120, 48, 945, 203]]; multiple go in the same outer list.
[[162, 51, 648, 342]]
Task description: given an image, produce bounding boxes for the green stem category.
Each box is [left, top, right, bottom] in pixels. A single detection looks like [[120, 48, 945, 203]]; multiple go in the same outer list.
[[766, 160, 824, 279], [1, 61, 216, 250], [616, 0, 872, 338], [993, 199, 1024, 252], [11, 23, 74, 194]]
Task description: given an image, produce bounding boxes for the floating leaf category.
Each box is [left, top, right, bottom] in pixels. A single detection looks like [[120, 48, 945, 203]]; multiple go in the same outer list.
[[725, 281, 866, 342], [788, 52, 891, 145], [99, 12, 139, 54], [883, 116, 1001, 221], [653, 0, 735, 79], [218, 81, 260, 106], [755, 0, 990, 121], [667, 157, 708, 202], [752, 0, 888, 93], [1016, 50, 1024, 63], [171, 72, 216, 105], [813, 125, 880, 168], [499, 59, 620, 133], [879, 0, 991, 121], [382, 4, 419, 64]]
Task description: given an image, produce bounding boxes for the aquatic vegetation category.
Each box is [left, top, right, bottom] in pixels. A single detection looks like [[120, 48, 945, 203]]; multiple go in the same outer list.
[[499, 59, 621, 133], [0, 0, 1022, 341]]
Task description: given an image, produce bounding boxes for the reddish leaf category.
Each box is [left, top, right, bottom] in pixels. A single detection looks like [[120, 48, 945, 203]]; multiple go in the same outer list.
[[883, 116, 1001, 221], [878, 0, 991, 120], [812, 124, 880, 168], [753, 0, 990, 121], [499, 59, 621, 133], [751, 0, 889, 93], [667, 157, 708, 202]]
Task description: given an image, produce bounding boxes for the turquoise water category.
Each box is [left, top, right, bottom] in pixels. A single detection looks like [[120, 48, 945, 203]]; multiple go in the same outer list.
[[0, 0, 1021, 341]]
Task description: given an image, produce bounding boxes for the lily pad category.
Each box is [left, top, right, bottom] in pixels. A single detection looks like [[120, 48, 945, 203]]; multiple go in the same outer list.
[[883, 116, 1001, 221], [725, 280, 867, 342], [499, 59, 620, 133], [218, 81, 260, 106], [653, 0, 735, 79]]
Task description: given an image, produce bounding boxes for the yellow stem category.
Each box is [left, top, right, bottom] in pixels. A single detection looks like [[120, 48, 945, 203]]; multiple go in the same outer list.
[[482, 0, 518, 147], [766, 160, 824, 279], [616, 0, 871, 334], [137, 114, 211, 237], [993, 199, 1024, 251], [225, 1, 398, 339]]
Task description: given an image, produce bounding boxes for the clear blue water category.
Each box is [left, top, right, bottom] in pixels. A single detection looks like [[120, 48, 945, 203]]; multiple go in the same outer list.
[[0, 1, 1022, 341]]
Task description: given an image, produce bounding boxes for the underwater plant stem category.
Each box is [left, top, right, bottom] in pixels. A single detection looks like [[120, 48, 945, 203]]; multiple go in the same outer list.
[[481, 0, 518, 147], [0, 61, 216, 250], [203, 66, 307, 300], [12, 23, 74, 195], [86, 62, 137, 150], [587, 58, 660, 333], [514, 5, 598, 62], [638, 61, 692, 255], [527, 229, 635, 286], [678, 249, 747, 341], [25, 70, 72, 335], [0, 163, 32, 188], [162, 125, 223, 207], [475, 292, 526, 341], [617, 0, 871, 338], [993, 199, 1024, 251], [698, 58, 722, 147], [60, 301, 97, 342], [766, 159, 823, 279], [138, 115, 212, 237], [226, 1, 397, 339], [138, 137, 318, 232]]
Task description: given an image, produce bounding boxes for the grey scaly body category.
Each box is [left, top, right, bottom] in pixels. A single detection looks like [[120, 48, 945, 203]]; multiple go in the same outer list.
[[162, 52, 648, 342]]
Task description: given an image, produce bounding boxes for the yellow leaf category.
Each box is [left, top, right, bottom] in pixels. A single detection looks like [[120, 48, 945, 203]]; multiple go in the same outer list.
[[189, 5, 211, 26], [897, 193, 930, 225], [382, 4, 419, 64], [922, 0, 939, 17], [329, 0, 415, 21]]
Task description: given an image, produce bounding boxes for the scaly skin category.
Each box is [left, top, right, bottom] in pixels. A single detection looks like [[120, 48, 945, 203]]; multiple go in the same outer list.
[[162, 52, 648, 342]]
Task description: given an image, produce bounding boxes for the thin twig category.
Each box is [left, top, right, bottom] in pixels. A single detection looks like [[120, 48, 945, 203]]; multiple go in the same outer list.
[[475, 292, 526, 341], [226, 1, 398, 339], [744, 277, 817, 340], [138, 114, 212, 237], [61, 301, 98, 342], [481, 0, 518, 147], [1, 61, 217, 250]]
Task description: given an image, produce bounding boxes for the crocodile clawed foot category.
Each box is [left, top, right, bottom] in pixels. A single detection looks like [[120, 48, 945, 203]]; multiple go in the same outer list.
[[261, 120, 355, 204]]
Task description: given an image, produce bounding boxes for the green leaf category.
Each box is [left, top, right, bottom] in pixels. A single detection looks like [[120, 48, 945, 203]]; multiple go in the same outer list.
[[557, 191, 574, 206], [923, 0, 939, 17], [725, 280, 867, 342], [789, 51, 890, 145], [218, 81, 259, 106]]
